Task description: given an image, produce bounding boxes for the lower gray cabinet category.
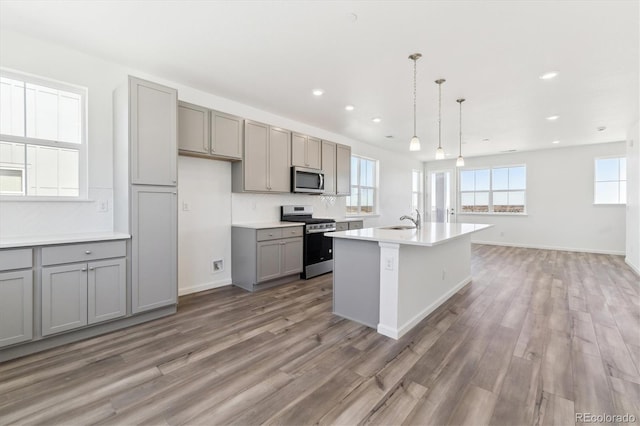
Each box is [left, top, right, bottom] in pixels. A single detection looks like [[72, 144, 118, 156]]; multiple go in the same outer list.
[[257, 241, 282, 282], [0, 270, 33, 348], [131, 186, 178, 313], [281, 238, 303, 276], [42, 258, 127, 336]]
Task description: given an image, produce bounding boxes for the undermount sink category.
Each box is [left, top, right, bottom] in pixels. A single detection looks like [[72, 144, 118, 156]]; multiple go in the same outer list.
[[381, 225, 417, 230]]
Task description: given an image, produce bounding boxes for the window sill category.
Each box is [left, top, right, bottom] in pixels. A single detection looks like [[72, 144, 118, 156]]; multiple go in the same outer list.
[[0, 196, 93, 203], [457, 212, 528, 217], [346, 213, 380, 219]]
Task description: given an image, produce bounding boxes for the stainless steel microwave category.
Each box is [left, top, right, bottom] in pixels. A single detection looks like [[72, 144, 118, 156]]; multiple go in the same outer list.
[[291, 166, 324, 193]]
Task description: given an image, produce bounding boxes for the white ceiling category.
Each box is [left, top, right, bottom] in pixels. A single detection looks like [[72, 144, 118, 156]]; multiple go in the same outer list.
[[1, 0, 638, 161]]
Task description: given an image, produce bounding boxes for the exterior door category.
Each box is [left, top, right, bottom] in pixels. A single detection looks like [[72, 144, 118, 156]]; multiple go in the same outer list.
[[430, 170, 456, 223]]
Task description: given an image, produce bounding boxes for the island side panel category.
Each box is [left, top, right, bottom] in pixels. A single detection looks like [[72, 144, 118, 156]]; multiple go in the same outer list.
[[396, 234, 472, 335], [332, 238, 380, 328]]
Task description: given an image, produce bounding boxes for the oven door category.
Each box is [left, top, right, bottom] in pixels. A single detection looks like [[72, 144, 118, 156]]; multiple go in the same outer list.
[[304, 231, 333, 265]]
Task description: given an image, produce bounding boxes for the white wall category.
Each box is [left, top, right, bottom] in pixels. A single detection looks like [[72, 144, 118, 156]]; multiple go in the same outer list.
[[626, 120, 640, 274], [426, 142, 627, 254]]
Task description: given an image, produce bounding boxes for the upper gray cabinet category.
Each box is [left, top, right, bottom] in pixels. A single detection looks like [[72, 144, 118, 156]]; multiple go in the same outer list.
[[292, 133, 321, 169], [233, 120, 291, 193], [178, 101, 242, 161], [178, 101, 209, 155], [336, 143, 351, 196], [130, 77, 177, 186], [321, 140, 336, 195]]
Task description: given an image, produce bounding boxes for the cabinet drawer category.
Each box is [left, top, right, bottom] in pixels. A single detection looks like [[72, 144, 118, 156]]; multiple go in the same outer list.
[[256, 228, 283, 241], [0, 249, 33, 271], [348, 221, 364, 230], [281, 226, 303, 238], [335, 222, 349, 232], [42, 240, 127, 266]]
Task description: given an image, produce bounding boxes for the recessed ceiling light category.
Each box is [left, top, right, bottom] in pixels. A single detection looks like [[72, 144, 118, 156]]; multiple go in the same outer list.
[[372, 117, 381, 123], [384, 135, 394, 139], [481, 138, 490, 142], [597, 126, 607, 132], [312, 89, 324, 96], [347, 13, 358, 22], [546, 115, 559, 121], [552, 140, 560, 144], [539, 71, 558, 80], [345, 105, 355, 111]]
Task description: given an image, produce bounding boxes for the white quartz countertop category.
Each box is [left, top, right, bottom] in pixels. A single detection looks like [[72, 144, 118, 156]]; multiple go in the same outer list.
[[334, 218, 364, 222], [325, 222, 492, 247], [232, 222, 305, 229], [0, 232, 131, 249]]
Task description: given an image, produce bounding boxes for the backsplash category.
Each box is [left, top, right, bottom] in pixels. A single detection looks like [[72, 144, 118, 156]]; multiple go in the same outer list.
[[231, 192, 347, 223]]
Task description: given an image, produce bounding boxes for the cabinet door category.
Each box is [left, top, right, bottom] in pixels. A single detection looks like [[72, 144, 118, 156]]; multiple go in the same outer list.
[[132, 186, 178, 313], [281, 238, 303, 276], [291, 133, 307, 167], [268, 127, 291, 192], [178, 102, 209, 154], [257, 241, 282, 283], [88, 258, 126, 324], [336, 143, 352, 196], [0, 270, 33, 348], [244, 120, 269, 191], [307, 137, 321, 169], [130, 77, 177, 186], [212, 111, 243, 159], [42, 264, 88, 336], [321, 141, 337, 195]]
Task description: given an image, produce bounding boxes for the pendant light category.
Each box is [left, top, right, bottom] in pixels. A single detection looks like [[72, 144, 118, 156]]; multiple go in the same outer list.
[[435, 79, 446, 159], [456, 98, 466, 167], [409, 53, 422, 151]]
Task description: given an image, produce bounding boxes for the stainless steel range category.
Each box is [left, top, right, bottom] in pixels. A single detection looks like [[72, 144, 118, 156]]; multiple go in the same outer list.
[[281, 205, 336, 279]]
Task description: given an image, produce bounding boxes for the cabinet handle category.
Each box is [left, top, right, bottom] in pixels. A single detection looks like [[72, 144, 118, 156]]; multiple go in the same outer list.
[[268, 233, 273, 236], [81, 268, 87, 272], [85, 250, 92, 254], [173, 192, 177, 195], [89, 267, 95, 271]]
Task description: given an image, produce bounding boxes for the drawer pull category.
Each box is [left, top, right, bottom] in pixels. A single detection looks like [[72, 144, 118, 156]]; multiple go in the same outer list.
[[269, 233, 273, 236], [85, 250, 92, 254], [89, 267, 95, 271], [81, 268, 87, 272]]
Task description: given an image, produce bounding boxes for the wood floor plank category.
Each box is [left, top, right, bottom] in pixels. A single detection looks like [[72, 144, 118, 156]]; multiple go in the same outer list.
[[0, 244, 637, 425]]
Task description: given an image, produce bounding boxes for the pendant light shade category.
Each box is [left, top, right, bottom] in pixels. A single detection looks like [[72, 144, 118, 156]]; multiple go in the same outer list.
[[435, 79, 446, 160], [409, 53, 422, 151], [456, 98, 466, 167]]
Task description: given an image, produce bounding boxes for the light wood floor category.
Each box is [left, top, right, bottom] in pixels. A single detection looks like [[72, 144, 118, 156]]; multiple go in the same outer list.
[[1, 245, 639, 425]]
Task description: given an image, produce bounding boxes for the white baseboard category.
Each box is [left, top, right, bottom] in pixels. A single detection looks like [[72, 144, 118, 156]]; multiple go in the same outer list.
[[625, 257, 640, 277], [472, 240, 625, 256], [178, 278, 232, 296], [378, 275, 472, 340]]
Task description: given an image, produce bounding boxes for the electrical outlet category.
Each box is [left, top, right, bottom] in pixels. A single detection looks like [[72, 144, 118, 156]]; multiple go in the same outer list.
[[442, 269, 446, 280], [500, 231, 505, 237], [97, 200, 108, 212], [182, 202, 190, 211], [212, 259, 224, 273], [384, 257, 394, 271]]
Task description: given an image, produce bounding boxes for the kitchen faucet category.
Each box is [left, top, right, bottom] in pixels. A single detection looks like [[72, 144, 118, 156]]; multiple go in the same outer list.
[[399, 209, 421, 228]]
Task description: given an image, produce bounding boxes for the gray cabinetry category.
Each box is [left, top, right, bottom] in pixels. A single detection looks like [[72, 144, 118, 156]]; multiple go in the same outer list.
[[335, 221, 349, 232], [292, 133, 321, 169], [336, 143, 351, 196], [178, 101, 209, 154], [233, 120, 291, 193], [129, 77, 178, 186], [232, 225, 303, 291], [41, 240, 127, 336], [211, 110, 243, 159], [349, 220, 364, 230], [0, 248, 33, 348], [131, 186, 178, 313], [321, 141, 336, 195]]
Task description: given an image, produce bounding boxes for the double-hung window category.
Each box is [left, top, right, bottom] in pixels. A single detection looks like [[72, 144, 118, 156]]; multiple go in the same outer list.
[[346, 155, 377, 215], [411, 169, 423, 212], [594, 157, 626, 204], [0, 70, 87, 198], [460, 165, 526, 213]]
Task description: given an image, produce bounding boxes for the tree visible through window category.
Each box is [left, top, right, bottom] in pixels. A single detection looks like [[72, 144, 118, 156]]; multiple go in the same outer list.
[[346, 155, 377, 215], [0, 71, 86, 197], [594, 157, 626, 204], [460, 165, 526, 213]]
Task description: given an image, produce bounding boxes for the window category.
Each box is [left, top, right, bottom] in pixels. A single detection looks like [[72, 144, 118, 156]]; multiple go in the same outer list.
[[346, 155, 377, 215], [460, 165, 526, 213], [594, 157, 626, 204], [0, 70, 87, 198], [411, 169, 423, 212]]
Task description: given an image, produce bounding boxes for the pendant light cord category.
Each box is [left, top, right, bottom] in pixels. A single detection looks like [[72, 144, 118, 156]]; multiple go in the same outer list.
[[459, 100, 462, 154], [413, 59, 417, 137], [438, 82, 442, 149]]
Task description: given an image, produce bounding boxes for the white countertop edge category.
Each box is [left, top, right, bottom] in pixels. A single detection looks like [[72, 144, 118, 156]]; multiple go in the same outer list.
[[325, 223, 493, 247], [232, 222, 305, 229], [0, 232, 132, 249]]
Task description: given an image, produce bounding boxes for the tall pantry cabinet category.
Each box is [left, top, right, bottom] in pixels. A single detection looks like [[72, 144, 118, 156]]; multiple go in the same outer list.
[[114, 77, 178, 314]]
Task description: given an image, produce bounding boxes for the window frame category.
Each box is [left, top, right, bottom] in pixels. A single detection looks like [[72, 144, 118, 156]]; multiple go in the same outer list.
[[0, 68, 88, 200], [346, 154, 379, 216], [593, 156, 626, 205], [411, 168, 424, 213], [458, 164, 527, 215]]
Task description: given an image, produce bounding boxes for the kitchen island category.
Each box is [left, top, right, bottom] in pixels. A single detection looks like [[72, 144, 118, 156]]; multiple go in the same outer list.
[[326, 222, 491, 339]]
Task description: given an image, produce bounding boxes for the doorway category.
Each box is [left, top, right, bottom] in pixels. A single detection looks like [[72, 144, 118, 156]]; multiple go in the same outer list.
[[430, 170, 456, 223]]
